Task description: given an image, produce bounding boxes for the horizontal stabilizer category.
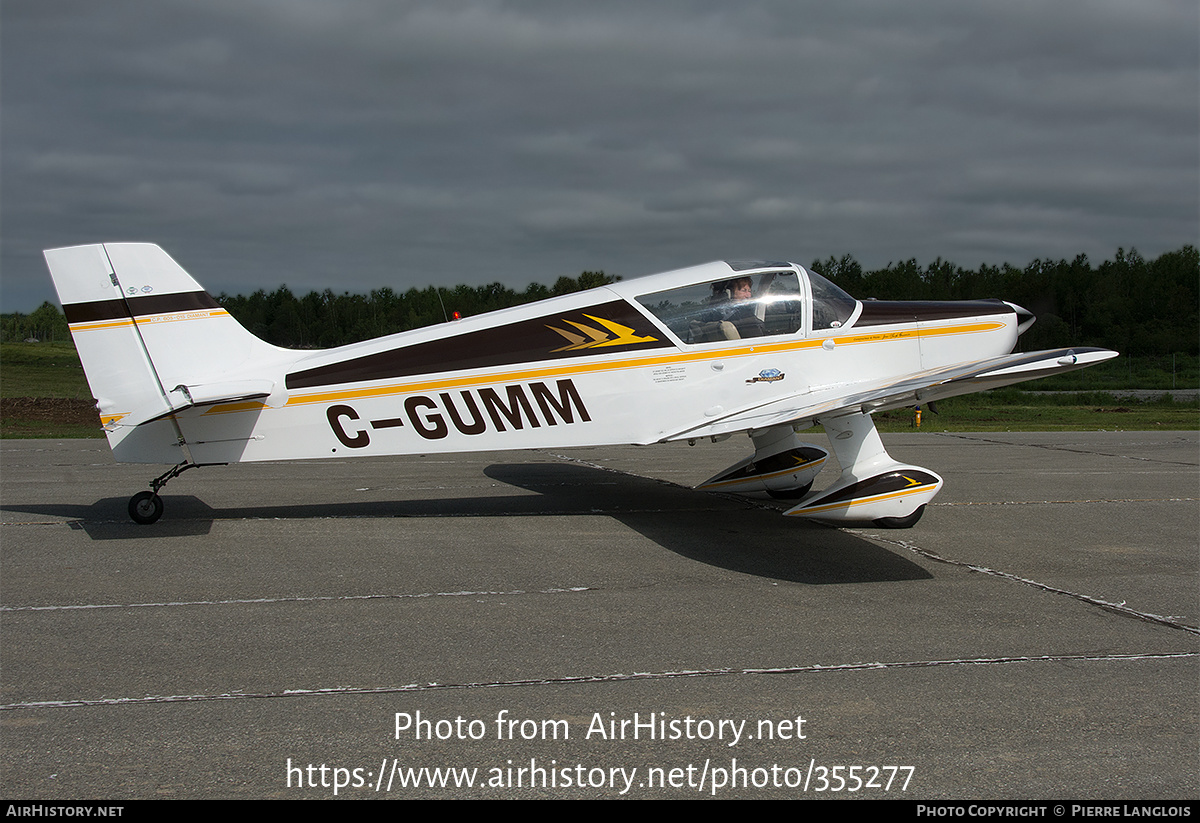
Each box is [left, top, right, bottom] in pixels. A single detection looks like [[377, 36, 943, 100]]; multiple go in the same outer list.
[[111, 380, 275, 429], [169, 379, 276, 409]]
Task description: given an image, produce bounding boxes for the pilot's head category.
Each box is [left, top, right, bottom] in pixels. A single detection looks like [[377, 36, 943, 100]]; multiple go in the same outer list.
[[729, 277, 753, 301]]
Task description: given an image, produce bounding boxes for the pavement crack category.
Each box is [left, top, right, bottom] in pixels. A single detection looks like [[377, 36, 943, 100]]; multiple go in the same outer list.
[[4, 652, 1193, 711], [932, 432, 1199, 467], [863, 532, 1200, 635], [1, 586, 594, 613]]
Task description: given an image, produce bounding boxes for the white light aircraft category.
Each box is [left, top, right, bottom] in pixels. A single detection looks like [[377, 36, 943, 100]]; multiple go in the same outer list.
[[44, 243, 1117, 526]]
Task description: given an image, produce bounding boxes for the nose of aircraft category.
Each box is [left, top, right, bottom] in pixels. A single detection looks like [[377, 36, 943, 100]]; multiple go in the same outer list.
[[1004, 301, 1036, 335]]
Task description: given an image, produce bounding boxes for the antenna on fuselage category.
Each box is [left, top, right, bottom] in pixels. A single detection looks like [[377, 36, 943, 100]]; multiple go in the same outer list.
[[435, 287, 449, 323]]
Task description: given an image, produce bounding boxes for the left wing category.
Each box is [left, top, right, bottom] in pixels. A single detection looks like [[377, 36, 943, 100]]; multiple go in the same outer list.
[[663, 346, 1118, 441]]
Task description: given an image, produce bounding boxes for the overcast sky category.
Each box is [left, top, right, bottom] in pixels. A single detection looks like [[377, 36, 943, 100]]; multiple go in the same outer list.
[[2, 0, 1197, 312]]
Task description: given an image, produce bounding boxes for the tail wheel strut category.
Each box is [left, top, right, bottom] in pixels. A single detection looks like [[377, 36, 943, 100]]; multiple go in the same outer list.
[[127, 461, 202, 525]]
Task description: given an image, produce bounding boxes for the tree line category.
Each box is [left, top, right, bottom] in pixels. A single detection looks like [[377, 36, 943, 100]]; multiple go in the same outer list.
[[3, 246, 1195, 357], [212, 270, 616, 349], [808, 246, 1197, 356]]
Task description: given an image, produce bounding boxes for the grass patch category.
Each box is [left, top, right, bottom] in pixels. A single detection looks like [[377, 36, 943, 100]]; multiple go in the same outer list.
[[1, 417, 105, 439], [872, 390, 1199, 432], [1, 342, 103, 438], [1027, 352, 1198, 391], [1, 342, 91, 399], [2, 342, 1197, 439]]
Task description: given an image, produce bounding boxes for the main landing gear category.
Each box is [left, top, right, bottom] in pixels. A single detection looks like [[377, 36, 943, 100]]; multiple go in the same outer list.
[[127, 461, 202, 524], [782, 412, 943, 527], [698, 427, 828, 499]]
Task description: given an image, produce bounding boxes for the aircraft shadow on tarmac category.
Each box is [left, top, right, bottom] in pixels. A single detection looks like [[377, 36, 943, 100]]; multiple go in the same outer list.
[[5, 461, 931, 585]]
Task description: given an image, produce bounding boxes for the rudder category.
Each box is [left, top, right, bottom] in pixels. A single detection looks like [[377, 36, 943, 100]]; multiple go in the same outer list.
[[45, 243, 286, 462]]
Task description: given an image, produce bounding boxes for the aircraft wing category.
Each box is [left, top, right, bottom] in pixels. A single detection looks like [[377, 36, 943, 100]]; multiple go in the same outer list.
[[663, 346, 1119, 440]]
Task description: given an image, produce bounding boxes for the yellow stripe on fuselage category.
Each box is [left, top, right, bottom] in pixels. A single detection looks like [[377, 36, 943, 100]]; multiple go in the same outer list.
[[279, 320, 1006, 409]]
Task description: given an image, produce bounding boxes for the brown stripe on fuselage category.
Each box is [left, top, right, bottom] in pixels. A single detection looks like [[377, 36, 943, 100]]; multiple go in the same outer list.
[[854, 299, 1011, 327], [286, 299, 669, 390]]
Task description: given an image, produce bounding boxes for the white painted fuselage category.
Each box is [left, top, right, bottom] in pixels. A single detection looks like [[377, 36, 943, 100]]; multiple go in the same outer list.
[[45, 244, 1114, 526]]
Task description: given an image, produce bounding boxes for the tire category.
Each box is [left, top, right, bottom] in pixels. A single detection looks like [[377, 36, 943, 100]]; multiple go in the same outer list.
[[767, 481, 813, 501], [873, 505, 925, 529], [128, 491, 164, 525]]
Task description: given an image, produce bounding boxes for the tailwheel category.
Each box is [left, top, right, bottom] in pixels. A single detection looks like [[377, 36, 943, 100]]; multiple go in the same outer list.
[[128, 490, 164, 525], [873, 505, 925, 529], [127, 459, 204, 524]]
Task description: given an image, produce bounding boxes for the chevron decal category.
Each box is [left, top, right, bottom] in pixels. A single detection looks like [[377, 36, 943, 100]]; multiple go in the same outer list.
[[546, 315, 658, 351]]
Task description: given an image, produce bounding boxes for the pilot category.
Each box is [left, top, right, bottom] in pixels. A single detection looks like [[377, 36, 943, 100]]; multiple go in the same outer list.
[[709, 277, 764, 338]]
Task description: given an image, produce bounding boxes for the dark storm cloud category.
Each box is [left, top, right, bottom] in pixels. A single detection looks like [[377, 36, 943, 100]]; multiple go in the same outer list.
[[3, 0, 1197, 311]]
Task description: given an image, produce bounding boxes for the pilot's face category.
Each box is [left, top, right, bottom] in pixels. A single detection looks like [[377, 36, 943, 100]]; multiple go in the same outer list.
[[731, 280, 752, 300]]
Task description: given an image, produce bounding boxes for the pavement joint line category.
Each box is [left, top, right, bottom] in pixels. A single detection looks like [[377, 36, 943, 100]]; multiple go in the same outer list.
[[0, 506, 729, 527], [931, 432, 1200, 467], [3, 651, 1194, 711], [862, 532, 1200, 636], [0, 586, 595, 613]]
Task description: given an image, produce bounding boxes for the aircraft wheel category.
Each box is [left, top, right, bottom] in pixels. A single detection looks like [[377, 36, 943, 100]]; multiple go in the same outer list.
[[767, 481, 813, 501], [873, 505, 925, 529], [128, 491, 164, 525]]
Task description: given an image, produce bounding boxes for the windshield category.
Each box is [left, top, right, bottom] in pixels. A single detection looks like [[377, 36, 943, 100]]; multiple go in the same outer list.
[[636, 271, 804, 343], [808, 271, 857, 330]]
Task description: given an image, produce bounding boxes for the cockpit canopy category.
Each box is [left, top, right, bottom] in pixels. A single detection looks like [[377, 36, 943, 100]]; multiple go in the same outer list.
[[632, 264, 857, 344]]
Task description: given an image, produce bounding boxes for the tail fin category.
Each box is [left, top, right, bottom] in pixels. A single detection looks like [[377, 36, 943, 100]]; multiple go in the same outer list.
[[44, 243, 285, 461]]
